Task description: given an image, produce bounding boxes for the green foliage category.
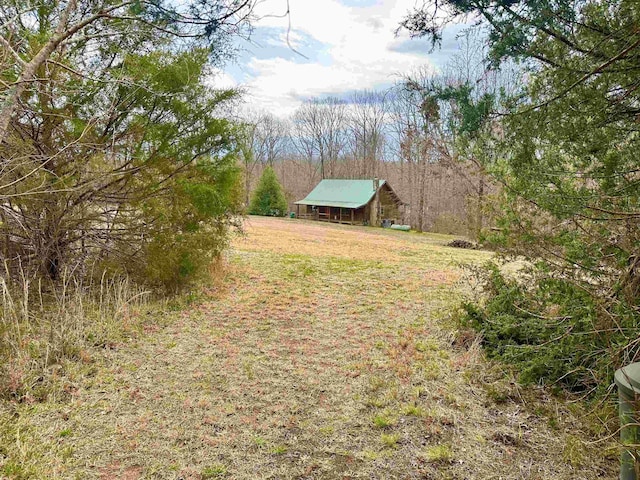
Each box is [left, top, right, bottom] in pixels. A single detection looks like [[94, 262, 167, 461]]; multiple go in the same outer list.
[[435, 84, 495, 137], [373, 414, 394, 428], [248, 167, 288, 217], [1, 42, 243, 291], [462, 263, 638, 394], [400, 1, 584, 65], [130, 86, 244, 291], [403, 1, 640, 399], [380, 433, 400, 448], [270, 445, 288, 455], [0, 0, 250, 292], [201, 464, 227, 478]]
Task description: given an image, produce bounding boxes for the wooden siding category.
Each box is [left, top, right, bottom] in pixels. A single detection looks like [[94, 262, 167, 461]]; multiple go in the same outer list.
[[379, 187, 401, 221], [295, 181, 405, 226]]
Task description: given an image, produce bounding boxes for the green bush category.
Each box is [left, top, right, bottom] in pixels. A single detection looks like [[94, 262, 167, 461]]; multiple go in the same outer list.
[[135, 161, 243, 292], [249, 167, 288, 217], [461, 263, 638, 396], [0, 47, 244, 292]]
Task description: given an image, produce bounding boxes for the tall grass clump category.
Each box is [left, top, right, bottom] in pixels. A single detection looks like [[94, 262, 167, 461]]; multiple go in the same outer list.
[[0, 265, 150, 402]]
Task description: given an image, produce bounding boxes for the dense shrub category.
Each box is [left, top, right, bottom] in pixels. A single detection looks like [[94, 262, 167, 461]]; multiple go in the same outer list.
[[462, 263, 639, 395], [133, 160, 243, 292], [0, 47, 245, 291], [249, 167, 288, 217]]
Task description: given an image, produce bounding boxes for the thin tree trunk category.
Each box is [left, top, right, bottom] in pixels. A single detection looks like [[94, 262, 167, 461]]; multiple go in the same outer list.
[[245, 168, 251, 205], [0, 0, 134, 144], [476, 176, 485, 238], [417, 160, 426, 232], [0, 0, 79, 143]]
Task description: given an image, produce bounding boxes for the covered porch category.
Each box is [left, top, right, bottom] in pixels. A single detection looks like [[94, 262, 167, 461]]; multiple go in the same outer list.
[[295, 204, 368, 225]]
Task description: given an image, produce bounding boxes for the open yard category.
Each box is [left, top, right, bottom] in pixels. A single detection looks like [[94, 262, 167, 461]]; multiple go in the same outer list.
[[0, 217, 616, 479]]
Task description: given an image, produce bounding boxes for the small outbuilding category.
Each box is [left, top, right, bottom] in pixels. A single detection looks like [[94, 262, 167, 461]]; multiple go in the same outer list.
[[294, 178, 405, 227]]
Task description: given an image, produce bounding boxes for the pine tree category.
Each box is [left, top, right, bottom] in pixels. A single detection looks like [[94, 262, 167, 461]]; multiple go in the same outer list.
[[249, 167, 288, 217]]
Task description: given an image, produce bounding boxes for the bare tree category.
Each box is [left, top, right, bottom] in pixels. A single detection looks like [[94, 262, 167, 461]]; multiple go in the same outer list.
[[347, 90, 388, 178], [238, 111, 290, 203], [438, 29, 522, 235], [292, 98, 347, 179], [256, 113, 289, 168], [388, 68, 441, 232], [237, 122, 260, 205]]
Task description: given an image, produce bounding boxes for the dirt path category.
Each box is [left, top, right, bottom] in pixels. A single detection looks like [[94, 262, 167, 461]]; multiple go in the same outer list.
[[1, 217, 616, 479]]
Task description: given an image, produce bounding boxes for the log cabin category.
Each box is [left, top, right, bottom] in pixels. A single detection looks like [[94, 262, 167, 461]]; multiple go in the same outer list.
[[294, 178, 405, 226]]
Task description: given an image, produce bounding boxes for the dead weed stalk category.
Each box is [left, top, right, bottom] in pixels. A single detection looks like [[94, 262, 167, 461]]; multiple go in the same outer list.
[[0, 263, 150, 402]]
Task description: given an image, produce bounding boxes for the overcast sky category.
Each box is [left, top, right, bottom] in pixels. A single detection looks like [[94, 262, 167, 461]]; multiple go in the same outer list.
[[212, 0, 468, 117]]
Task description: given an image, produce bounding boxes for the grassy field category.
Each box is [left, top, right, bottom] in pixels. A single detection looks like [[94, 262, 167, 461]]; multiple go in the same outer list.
[[0, 216, 617, 479]]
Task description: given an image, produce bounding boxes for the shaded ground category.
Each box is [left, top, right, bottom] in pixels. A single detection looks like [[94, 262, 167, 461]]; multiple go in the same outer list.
[[0, 216, 617, 479]]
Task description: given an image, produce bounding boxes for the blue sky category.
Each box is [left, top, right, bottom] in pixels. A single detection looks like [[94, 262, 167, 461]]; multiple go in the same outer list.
[[212, 0, 470, 116]]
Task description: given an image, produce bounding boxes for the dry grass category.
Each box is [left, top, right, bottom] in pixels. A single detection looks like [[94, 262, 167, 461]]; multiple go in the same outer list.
[[0, 216, 617, 479], [0, 271, 151, 404]]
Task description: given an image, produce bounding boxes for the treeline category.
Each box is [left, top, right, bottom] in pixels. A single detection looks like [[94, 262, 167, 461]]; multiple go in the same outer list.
[[239, 31, 518, 235]]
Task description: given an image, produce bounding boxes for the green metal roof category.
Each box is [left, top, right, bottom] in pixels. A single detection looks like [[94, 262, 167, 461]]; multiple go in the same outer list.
[[295, 179, 387, 209]]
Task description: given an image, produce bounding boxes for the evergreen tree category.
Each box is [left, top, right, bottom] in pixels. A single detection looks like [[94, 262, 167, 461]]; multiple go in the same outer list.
[[249, 167, 288, 217], [400, 1, 640, 394], [0, 15, 246, 290]]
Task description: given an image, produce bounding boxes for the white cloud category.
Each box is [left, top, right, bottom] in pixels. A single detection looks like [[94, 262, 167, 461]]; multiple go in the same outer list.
[[207, 68, 238, 90], [228, 0, 442, 117]]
